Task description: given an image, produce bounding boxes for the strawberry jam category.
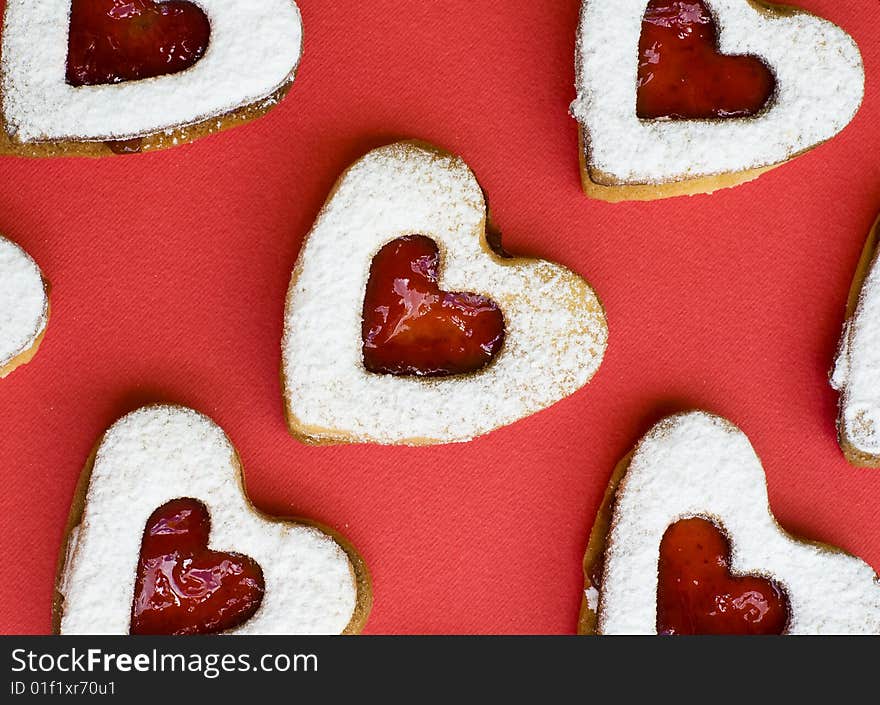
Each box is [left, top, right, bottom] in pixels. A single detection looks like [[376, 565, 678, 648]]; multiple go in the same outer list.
[[67, 0, 210, 87], [637, 0, 775, 119], [362, 235, 505, 377], [130, 498, 264, 635], [657, 517, 789, 635]]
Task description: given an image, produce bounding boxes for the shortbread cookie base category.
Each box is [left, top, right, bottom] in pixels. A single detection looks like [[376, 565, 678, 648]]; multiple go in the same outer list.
[[53, 407, 372, 635], [579, 412, 878, 634], [0, 303, 49, 378], [0, 82, 293, 158], [283, 407, 443, 448], [578, 129, 781, 202], [833, 215, 880, 468], [282, 141, 608, 446]]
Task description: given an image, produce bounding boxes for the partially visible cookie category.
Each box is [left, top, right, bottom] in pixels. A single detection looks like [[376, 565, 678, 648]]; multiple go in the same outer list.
[[580, 411, 880, 635], [282, 141, 608, 446], [0, 235, 49, 378], [831, 213, 880, 468], [572, 0, 864, 201], [1, 0, 303, 156], [55, 405, 372, 635]]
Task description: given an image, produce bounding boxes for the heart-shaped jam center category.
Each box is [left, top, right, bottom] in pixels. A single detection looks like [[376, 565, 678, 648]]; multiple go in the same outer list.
[[637, 0, 776, 120], [130, 498, 264, 635], [362, 235, 505, 377], [67, 0, 210, 87], [657, 517, 789, 635]]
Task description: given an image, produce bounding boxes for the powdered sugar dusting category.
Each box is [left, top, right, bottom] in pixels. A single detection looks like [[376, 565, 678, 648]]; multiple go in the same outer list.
[[59, 406, 359, 635], [1, 0, 303, 142], [832, 236, 880, 461], [572, 0, 864, 184], [599, 412, 880, 634], [584, 586, 599, 612], [282, 142, 608, 445], [0, 235, 48, 372]]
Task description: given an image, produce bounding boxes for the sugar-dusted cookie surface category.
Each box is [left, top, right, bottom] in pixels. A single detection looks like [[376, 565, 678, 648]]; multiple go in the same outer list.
[[580, 412, 880, 635], [0, 0, 303, 156], [55, 405, 371, 635], [572, 0, 864, 201], [282, 141, 608, 446], [832, 214, 880, 468], [0, 235, 49, 378]]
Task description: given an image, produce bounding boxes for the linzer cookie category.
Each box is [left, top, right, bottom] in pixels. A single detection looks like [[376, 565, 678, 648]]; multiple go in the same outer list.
[[831, 214, 880, 468], [55, 406, 371, 634], [282, 141, 608, 445], [572, 0, 864, 201], [580, 412, 880, 634], [0, 235, 49, 378], [0, 0, 303, 156]]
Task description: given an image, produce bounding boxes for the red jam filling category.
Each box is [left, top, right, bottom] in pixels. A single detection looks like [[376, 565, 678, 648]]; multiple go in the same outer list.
[[656, 517, 789, 635], [130, 498, 264, 635], [637, 0, 775, 119], [362, 235, 505, 377], [67, 0, 210, 87]]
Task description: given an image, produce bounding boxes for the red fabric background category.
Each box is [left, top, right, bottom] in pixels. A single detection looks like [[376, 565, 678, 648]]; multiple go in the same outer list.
[[0, 0, 878, 635]]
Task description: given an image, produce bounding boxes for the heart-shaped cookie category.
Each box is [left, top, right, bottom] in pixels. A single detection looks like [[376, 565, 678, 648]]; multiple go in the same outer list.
[[1, 0, 303, 156], [832, 213, 880, 468], [55, 405, 372, 634], [572, 0, 865, 201], [282, 141, 608, 445], [0, 235, 49, 378], [580, 412, 880, 635]]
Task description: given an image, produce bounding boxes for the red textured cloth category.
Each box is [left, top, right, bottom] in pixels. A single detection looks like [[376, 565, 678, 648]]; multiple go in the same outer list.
[[0, 0, 878, 634]]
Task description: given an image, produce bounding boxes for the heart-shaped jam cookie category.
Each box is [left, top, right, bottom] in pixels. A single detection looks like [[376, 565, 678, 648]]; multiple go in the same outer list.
[[283, 142, 608, 445], [131, 498, 264, 635], [362, 235, 505, 377], [0, 235, 49, 379], [1, 0, 303, 155], [637, 0, 775, 120], [832, 214, 880, 468], [579, 412, 880, 635], [657, 517, 788, 635], [572, 0, 864, 201], [56, 406, 371, 635], [67, 0, 210, 87]]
